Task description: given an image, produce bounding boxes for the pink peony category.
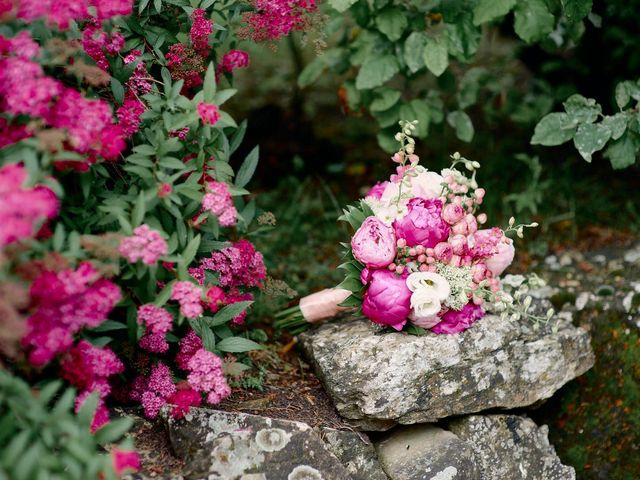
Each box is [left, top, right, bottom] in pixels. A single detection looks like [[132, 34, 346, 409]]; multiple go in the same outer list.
[[351, 216, 396, 269], [470, 228, 503, 258], [485, 241, 515, 276], [361, 270, 411, 331], [431, 303, 485, 334], [393, 198, 450, 248], [365, 181, 388, 200]]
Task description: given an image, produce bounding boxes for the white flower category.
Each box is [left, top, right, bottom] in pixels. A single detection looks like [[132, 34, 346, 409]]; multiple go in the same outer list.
[[410, 288, 442, 317], [366, 192, 409, 225], [409, 167, 444, 199], [501, 274, 526, 289], [406, 272, 451, 300]]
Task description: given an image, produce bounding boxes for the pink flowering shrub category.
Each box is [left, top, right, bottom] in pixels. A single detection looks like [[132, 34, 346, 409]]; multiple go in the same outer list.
[[0, 0, 305, 475]]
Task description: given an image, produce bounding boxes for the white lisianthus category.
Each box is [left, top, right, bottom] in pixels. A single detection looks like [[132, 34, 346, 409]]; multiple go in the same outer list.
[[406, 272, 451, 299], [410, 288, 442, 317], [408, 310, 441, 328], [406, 272, 451, 320]]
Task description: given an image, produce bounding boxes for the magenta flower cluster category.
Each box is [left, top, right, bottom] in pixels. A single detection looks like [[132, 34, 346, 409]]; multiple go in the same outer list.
[[218, 49, 250, 75], [81, 19, 124, 71], [171, 281, 203, 319], [137, 304, 173, 353], [0, 32, 127, 169], [197, 102, 221, 126], [240, 0, 318, 42], [201, 180, 237, 226], [17, 0, 132, 29], [119, 224, 168, 265], [190, 8, 214, 57], [200, 239, 266, 289], [61, 340, 124, 431], [187, 349, 231, 405], [0, 164, 59, 248], [23, 262, 122, 366]]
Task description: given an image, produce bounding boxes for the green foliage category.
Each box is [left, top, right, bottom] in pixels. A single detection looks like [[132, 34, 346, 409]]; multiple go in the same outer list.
[[532, 86, 640, 168], [298, 0, 594, 151], [0, 371, 132, 480]]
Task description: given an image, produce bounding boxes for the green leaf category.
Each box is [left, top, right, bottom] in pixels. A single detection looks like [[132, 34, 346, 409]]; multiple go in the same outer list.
[[514, 0, 555, 43], [408, 99, 430, 137], [92, 320, 128, 332], [531, 112, 576, 146], [95, 417, 133, 445], [223, 362, 252, 376], [375, 7, 408, 42], [110, 78, 125, 105], [235, 146, 259, 188], [131, 191, 145, 227], [211, 301, 253, 325], [355, 55, 399, 90], [573, 123, 611, 162], [447, 110, 474, 142], [203, 63, 216, 102], [298, 56, 326, 88], [216, 336, 263, 353], [561, 0, 593, 23], [154, 280, 176, 307], [328, 0, 357, 13], [182, 234, 201, 266], [603, 133, 637, 169], [404, 32, 427, 74], [76, 392, 99, 429], [563, 94, 601, 124], [614, 80, 640, 110], [405, 324, 427, 336], [473, 0, 516, 25], [423, 36, 448, 77], [602, 113, 628, 140], [370, 88, 401, 112], [213, 89, 237, 106]]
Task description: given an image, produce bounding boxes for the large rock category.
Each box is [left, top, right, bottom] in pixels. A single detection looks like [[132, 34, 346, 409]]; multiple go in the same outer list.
[[319, 427, 388, 480], [447, 414, 576, 480], [375, 425, 480, 480], [163, 407, 351, 479], [299, 314, 594, 430]]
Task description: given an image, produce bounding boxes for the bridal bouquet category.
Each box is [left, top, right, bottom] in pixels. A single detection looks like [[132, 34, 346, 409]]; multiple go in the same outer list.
[[276, 121, 548, 334]]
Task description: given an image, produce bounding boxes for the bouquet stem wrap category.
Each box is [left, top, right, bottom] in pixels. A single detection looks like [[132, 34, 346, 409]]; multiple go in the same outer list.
[[274, 288, 352, 333]]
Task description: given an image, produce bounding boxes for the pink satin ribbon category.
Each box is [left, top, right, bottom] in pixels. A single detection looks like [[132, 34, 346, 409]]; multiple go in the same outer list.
[[299, 288, 352, 323]]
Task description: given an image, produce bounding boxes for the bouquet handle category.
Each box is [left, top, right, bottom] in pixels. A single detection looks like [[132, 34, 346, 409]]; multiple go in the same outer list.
[[274, 288, 352, 333]]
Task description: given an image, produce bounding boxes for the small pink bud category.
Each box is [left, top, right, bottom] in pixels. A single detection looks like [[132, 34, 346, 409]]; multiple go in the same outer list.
[[419, 264, 429, 272], [477, 213, 487, 224], [425, 248, 434, 256], [465, 199, 474, 208], [408, 248, 417, 257], [475, 188, 485, 199], [452, 221, 468, 235], [453, 196, 463, 206], [450, 255, 461, 267], [418, 254, 427, 263], [416, 245, 425, 255], [444, 175, 454, 184], [397, 238, 407, 248], [475, 197, 483, 205], [473, 295, 484, 305], [426, 256, 436, 264], [428, 265, 437, 273], [460, 185, 469, 194], [395, 265, 405, 275]]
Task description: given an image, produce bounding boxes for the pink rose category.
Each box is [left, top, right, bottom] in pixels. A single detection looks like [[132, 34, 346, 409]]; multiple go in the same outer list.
[[351, 216, 396, 268], [393, 198, 450, 248], [470, 228, 503, 258], [449, 234, 467, 256], [362, 270, 411, 331], [442, 203, 464, 225], [360, 267, 372, 285], [431, 302, 485, 334], [485, 241, 515, 276], [365, 181, 388, 200]]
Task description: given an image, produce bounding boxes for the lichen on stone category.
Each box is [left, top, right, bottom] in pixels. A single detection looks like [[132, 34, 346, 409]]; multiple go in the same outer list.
[[287, 465, 324, 480], [255, 428, 292, 452]]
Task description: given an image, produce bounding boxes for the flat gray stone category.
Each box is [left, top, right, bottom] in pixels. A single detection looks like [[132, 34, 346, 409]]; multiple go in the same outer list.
[[299, 314, 594, 430], [375, 425, 480, 480], [448, 414, 576, 480], [319, 427, 388, 480], [162, 407, 351, 480]]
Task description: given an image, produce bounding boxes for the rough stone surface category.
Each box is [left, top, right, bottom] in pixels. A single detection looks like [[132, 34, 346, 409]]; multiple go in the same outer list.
[[319, 427, 388, 480], [447, 414, 576, 480], [162, 407, 351, 480], [299, 314, 594, 430], [375, 424, 481, 480]]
